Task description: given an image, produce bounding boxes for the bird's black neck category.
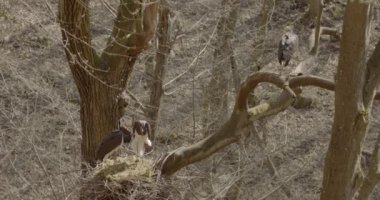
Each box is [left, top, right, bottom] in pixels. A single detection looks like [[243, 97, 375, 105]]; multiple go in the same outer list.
[[120, 126, 132, 143]]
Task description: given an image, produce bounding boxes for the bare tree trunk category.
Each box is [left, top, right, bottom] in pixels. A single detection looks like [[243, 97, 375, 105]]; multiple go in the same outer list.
[[308, 0, 322, 21], [250, 0, 274, 72], [355, 40, 380, 200], [58, 0, 158, 166], [203, 0, 240, 136], [357, 130, 380, 199], [198, 1, 241, 197], [147, 1, 172, 140], [320, 1, 376, 199], [229, 0, 241, 90], [230, 54, 241, 91], [259, 0, 274, 52], [309, 0, 323, 55]]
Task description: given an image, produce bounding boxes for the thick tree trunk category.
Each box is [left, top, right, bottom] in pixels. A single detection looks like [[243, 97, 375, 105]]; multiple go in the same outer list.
[[320, 1, 374, 199], [58, 0, 158, 166], [80, 83, 122, 166]]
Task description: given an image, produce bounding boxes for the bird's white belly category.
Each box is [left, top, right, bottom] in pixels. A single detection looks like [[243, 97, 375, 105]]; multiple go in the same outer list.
[[131, 134, 152, 157]]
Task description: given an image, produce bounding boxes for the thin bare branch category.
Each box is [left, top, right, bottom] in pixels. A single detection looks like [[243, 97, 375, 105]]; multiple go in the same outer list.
[[163, 17, 219, 89]]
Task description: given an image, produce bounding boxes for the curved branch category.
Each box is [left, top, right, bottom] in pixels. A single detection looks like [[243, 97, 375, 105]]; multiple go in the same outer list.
[[289, 75, 380, 101], [158, 73, 380, 176], [246, 76, 335, 121], [289, 75, 335, 90], [235, 72, 295, 111], [159, 72, 293, 175], [159, 111, 246, 175], [248, 88, 302, 121]]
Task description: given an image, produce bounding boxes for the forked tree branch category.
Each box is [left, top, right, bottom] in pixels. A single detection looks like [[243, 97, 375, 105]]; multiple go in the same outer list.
[[235, 72, 295, 111], [58, 0, 159, 165], [59, 0, 159, 94], [100, 0, 159, 87]]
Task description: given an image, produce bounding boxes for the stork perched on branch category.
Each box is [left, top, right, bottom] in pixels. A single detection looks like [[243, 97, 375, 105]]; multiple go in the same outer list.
[[96, 120, 153, 161], [278, 26, 299, 66]]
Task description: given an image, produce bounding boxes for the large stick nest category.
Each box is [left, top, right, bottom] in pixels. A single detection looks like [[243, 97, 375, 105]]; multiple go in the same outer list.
[[81, 157, 177, 200]]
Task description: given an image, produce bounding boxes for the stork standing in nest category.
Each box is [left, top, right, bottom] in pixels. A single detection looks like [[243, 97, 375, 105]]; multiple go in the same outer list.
[[278, 26, 299, 66], [96, 120, 152, 161], [131, 120, 152, 157]]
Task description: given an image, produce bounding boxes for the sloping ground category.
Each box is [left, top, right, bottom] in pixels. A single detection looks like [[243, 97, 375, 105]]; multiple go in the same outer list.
[[0, 0, 380, 199], [0, 1, 81, 199]]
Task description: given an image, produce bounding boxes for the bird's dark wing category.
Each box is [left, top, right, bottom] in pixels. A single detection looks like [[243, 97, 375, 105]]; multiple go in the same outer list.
[[120, 127, 133, 143], [96, 130, 123, 161]]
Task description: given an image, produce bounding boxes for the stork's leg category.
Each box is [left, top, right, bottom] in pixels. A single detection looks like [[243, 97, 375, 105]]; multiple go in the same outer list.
[[137, 142, 144, 157]]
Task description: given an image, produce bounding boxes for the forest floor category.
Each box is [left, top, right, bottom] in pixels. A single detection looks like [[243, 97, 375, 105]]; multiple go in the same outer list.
[[1, 0, 380, 199]]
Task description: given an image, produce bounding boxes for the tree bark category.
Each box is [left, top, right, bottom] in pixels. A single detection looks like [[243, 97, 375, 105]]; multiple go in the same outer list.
[[355, 40, 380, 200], [308, 0, 323, 21], [202, 0, 240, 136], [309, 0, 323, 55], [320, 1, 375, 199], [147, 0, 172, 140], [357, 130, 380, 200], [259, 0, 274, 52], [58, 0, 158, 166]]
